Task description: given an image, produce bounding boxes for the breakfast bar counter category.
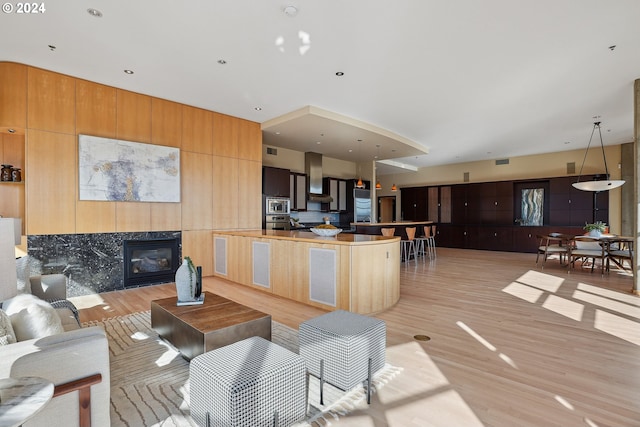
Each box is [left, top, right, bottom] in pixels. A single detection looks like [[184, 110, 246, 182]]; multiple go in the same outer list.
[[212, 230, 400, 314]]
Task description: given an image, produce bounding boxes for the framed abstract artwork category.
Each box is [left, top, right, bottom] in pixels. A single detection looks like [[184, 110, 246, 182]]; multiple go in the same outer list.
[[78, 135, 180, 202]]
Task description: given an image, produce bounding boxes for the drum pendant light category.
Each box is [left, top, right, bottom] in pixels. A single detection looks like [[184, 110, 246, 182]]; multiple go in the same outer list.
[[572, 121, 624, 192]]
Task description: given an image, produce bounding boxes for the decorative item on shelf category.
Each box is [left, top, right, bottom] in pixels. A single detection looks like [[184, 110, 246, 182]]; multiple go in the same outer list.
[[175, 256, 204, 305], [1, 164, 12, 182], [583, 221, 607, 237], [572, 121, 625, 192], [11, 167, 21, 182]]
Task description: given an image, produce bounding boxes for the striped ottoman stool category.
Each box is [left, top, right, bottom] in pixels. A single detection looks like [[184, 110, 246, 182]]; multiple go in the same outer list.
[[189, 336, 307, 427], [299, 310, 386, 404]]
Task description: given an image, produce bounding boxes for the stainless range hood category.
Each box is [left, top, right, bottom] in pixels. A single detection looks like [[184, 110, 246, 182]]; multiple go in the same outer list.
[[305, 152, 333, 203]]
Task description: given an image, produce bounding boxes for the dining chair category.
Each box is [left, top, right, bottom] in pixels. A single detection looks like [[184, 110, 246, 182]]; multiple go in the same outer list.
[[569, 236, 607, 275], [535, 234, 569, 268], [606, 237, 634, 273], [401, 227, 418, 263]]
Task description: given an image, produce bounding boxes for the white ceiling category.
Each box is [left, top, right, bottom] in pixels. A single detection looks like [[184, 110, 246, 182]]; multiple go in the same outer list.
[[2, 1, 639, 175]]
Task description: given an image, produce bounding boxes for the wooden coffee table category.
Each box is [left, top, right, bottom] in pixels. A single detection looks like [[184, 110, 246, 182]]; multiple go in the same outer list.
[[150, 291, 271, 360]]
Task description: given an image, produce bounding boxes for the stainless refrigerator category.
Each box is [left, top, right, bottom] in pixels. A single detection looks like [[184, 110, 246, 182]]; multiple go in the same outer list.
[[354, 189, 371, 222]]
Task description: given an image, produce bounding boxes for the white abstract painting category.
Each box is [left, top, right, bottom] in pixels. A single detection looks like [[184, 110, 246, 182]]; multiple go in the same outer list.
[[79, 135, 180, 202]]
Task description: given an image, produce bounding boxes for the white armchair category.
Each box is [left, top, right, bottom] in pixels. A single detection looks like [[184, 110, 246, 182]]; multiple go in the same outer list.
[[0, 273, 111, 427]]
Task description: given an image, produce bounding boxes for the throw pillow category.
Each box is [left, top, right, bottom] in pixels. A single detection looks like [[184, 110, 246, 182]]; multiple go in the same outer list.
[[4, 294, 64, 341], [0, 309, 17, 345]]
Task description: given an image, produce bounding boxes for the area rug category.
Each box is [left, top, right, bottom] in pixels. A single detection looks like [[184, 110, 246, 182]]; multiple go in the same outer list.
[[84, 311, 402, 427]]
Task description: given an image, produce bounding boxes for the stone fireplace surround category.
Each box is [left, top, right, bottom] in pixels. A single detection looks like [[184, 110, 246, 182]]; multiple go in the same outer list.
[[26, 231, 182, 297]]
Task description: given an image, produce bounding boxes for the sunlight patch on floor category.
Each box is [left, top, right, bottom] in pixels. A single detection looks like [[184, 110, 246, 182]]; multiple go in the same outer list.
[[381, 342, 485, 427], [542, 294, 584, 321], [594, 309, 640, 345], [68, 293, 105, 310], [155, 339, 180, 367], [515, 270, 564, 293], [577, 283, 640, 306], [456, 321, 496, 351], [502, 282, 544, 303], [573, 290, 640, 320]]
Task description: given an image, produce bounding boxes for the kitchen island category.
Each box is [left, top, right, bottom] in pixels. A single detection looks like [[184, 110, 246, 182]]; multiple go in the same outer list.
[[352, 221, 434, 237], [212, 230, 400, 314]]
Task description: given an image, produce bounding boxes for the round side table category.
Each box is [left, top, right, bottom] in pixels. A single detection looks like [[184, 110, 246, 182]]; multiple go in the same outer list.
[[0, 377, 54, 427]]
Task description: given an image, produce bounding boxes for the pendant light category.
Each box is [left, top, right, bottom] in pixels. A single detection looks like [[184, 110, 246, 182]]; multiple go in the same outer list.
[[391, 183, 397, 192], [374, 145, 381, 190], [355, 139, 365, 188], [572, 121, 625, 192]]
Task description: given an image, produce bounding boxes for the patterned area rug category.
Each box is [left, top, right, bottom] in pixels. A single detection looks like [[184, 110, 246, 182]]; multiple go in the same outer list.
[[84, 311, 401, 427]]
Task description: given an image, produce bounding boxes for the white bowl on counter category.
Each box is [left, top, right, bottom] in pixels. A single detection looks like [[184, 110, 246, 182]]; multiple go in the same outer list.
[[310, 227, 343, 237]]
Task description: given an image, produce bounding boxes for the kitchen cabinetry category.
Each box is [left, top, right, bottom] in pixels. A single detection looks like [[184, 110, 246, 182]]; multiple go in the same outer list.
[[401, 187, 428, 221], [262, 166, 290, 197], [323, 177, 349, 212], [426, 186, 452, 224], [289, 172, 307, 211]]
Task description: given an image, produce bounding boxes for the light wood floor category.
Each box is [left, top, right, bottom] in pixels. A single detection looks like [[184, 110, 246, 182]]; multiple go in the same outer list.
[[72, 248, 640, 427]]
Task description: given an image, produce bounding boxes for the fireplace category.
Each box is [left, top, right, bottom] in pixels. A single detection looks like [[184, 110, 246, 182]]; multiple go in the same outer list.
[[123, 238, 180, 287]]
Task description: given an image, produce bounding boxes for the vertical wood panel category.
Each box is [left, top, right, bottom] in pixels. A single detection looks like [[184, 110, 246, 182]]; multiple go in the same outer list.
[[2, 133, 25, 168], [76, 80, 117, 138], [238, 119, 262, 161], [181, 151, 213, 230], [76, 201, 116, 233], [151, 98, 182, 147], [237, 159, 261, 229], [27, 68, 76, 134], [212, 112, 238, 158], [26, 130, 76, 234], [151, 202, 182, 231], [212, 155, 238, 229], [182, 105, 213, 154], [116, 202, 151, 231], [0, 62, 27, 129], [116, 89, 151, 142], [182, 230, 213, 276]]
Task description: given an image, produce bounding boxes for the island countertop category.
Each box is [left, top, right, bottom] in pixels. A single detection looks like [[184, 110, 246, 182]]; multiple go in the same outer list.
[[350, 221, 434, 226], [212, 229, 399, 245], [212, 229, 400, 314]]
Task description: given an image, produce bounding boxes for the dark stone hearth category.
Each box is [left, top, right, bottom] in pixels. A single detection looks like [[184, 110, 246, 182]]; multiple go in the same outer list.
[[27, 231, 181, 297]]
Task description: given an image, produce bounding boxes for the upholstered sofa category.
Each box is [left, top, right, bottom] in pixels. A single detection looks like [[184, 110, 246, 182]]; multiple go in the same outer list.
[[0, 274, 111, 427]]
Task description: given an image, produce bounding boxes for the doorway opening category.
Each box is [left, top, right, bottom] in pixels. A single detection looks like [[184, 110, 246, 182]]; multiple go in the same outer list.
[[378, 196, 396, 223]]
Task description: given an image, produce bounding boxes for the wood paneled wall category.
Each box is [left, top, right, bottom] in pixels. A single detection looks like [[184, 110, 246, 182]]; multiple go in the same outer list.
[[0, 62, 262, 276]]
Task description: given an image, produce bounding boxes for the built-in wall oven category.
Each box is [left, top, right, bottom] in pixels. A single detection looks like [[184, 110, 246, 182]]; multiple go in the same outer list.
[[265, 214, 291, 230], [265, 197, 290, 230], [266, 197, 290, 215]]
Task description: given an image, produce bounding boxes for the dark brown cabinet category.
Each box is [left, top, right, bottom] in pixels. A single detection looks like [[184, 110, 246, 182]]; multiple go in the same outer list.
[[412, 175, 607, 253], [290, 172, 307, 211], [262, 166, 290, 197], [401, 187, 427, 221]]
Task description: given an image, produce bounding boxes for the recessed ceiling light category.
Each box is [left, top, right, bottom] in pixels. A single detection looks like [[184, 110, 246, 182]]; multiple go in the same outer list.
[[336, 71, 344, 76], [348, 149, 353, 153], [564, 141, 571, 144], [87, 8, 102, 17], [48, 45, 56, 51], [316, 141, 321, 145], [275, 132, 281, 135], [608, 45, 616, 51], [254, 107, 262, 111], [283, 5, 298, 17], [124, 69, 134, 74], [217, 59, 227, 65]]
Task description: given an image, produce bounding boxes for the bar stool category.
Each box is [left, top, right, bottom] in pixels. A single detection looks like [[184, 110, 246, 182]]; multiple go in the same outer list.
[[423, 225, 436, 259], [381, 227, 395, 236], [401, 227, 418, 262]]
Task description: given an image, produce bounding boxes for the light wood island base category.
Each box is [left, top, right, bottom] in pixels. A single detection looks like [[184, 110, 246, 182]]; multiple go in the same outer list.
[[212, 230, 401, 314]]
